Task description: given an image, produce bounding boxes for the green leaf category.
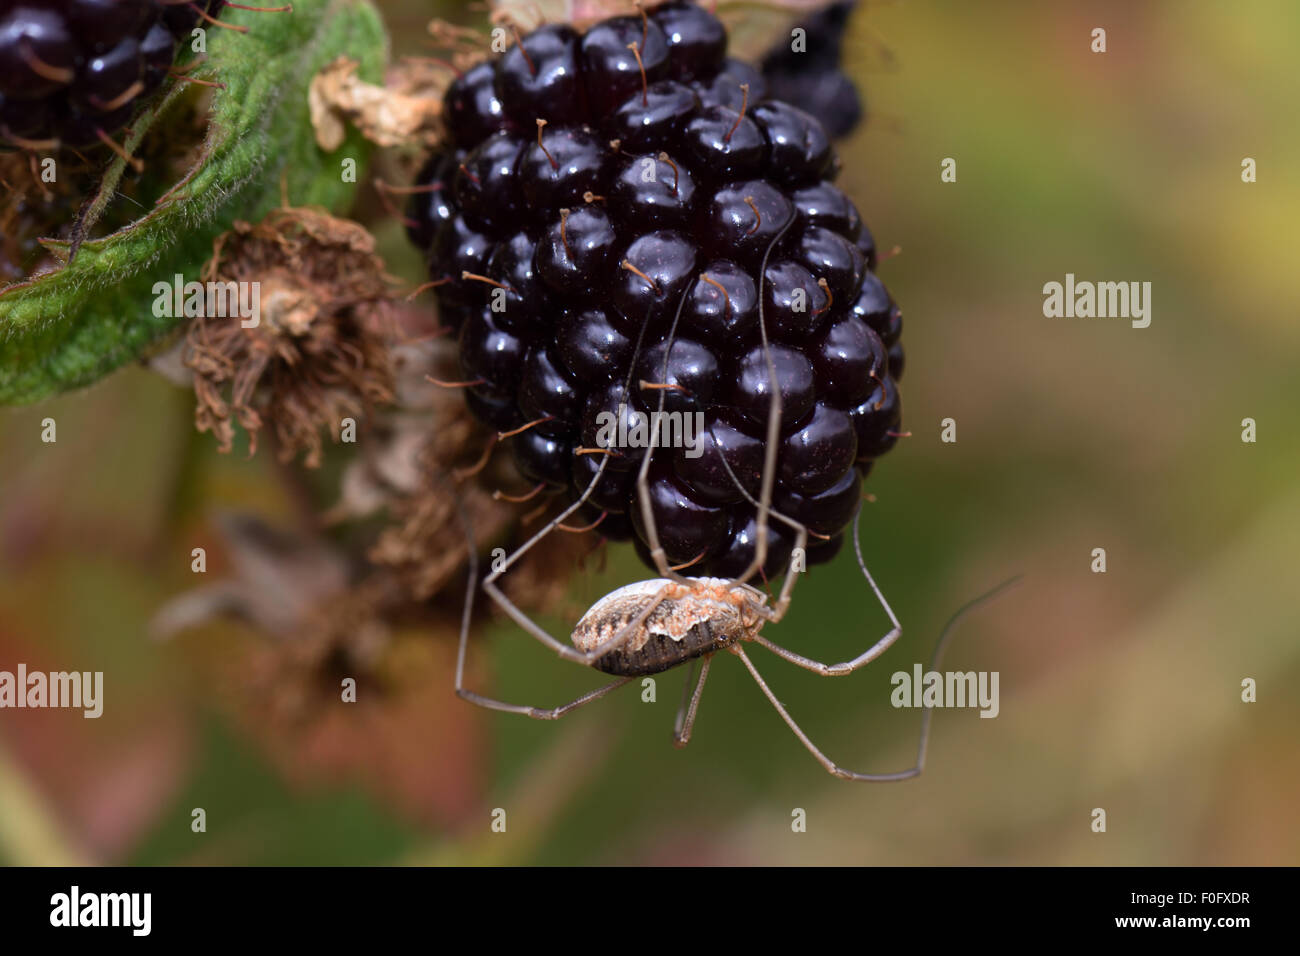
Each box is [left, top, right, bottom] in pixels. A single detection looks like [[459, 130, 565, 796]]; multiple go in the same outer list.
[[0, 0, 388, 406]]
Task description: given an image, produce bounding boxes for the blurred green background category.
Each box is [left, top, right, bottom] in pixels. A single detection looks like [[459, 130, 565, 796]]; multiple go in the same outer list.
[[1, 0, 1298, 865]]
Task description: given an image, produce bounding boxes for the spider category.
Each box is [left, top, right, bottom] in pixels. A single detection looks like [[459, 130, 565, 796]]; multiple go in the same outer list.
[[450, 213, 1012, 781]]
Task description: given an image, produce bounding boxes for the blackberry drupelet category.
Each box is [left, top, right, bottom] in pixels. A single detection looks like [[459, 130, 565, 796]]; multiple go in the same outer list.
[[760, 0, 863, 140], [0, 0, 227, 150], [408, 1, 905, 577]]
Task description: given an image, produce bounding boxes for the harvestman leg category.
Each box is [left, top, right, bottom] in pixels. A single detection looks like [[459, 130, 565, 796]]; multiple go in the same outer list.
[[705, 422, 808, 622], [731, 646, 918, 781], [749, 508, 902, 675], [731, 575, 1022, 780], [634, 276, 709, 588], [470, 236, 703, 673], [457, 677, 634, 720], [452, 463, 658, 715], [671, 656, 712, 748], [635, 212, 802, 594], [476, 450, 677, 669], [720, 212, 800, 590]]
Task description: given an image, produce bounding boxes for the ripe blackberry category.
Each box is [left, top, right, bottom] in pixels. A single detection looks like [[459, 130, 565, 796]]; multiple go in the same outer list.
[[0, 1, 227, 151], [760, 0, 863, 139], [410, 1, 904, 577]]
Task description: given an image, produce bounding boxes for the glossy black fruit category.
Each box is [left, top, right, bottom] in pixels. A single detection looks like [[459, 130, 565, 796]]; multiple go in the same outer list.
[[408, 2, 904, 576]]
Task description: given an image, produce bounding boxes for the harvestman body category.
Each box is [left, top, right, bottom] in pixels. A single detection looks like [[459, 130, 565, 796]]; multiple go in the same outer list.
[[571, 577, 762, 676], [451, 195, 1014, 781]]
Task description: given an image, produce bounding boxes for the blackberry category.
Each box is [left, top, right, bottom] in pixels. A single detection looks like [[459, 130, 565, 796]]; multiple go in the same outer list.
[[760, 0, 863, 139], [0, 1, 227, 151], [410, 1, 904, 577]]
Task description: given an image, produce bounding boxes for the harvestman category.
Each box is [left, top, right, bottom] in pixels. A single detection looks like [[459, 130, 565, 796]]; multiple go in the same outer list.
[[453, 210, 1014, 780]]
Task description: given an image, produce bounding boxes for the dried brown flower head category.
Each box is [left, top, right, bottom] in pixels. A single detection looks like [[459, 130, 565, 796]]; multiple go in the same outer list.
[[184, 206, 396, 467]]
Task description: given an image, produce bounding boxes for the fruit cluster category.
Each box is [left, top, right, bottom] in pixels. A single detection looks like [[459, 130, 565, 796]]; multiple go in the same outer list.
[[408, 1, 903, 578], [0, 0, 227, 150]]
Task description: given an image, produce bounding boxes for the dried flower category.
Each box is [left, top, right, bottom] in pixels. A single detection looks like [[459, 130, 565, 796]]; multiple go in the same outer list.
[[185, 206, 396, 467]]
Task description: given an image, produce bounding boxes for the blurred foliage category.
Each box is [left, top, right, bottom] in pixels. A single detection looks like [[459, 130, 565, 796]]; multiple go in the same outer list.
[[1, 0, 1298, 865]]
